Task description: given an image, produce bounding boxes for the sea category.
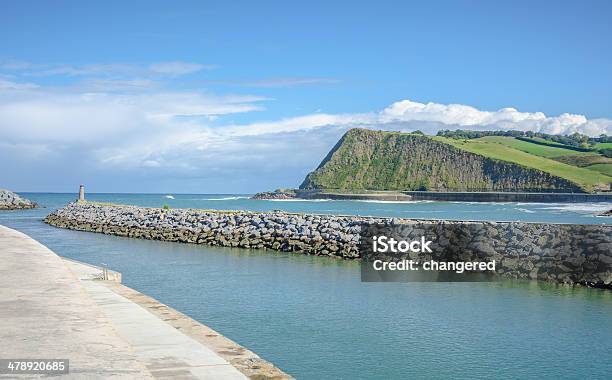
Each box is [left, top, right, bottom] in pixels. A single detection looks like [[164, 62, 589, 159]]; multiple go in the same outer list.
[[1, 193, 611, 379]]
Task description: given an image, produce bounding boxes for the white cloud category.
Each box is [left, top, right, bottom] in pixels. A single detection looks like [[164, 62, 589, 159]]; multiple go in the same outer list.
[[206, 99, 611, 141], [381, 100, 542, 125], [76, 78, 158, 91], [238, 77, 340, 87], [0, 87, 266, 146], [0, 60, 42, 71], [24, 63, 140, 77], [578, 119, 612, 137], [195, 77, 340, 88], [1, 60, 213, 78], [149, 61, 210, 75], [379, 99, 610, 136], [221, 112, 374, 137], [142, 159, 162, 168], [0, 78, 38, 90]]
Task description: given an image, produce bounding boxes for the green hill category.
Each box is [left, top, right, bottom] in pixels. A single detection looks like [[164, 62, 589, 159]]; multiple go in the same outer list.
[[299, 129, 612, 193]]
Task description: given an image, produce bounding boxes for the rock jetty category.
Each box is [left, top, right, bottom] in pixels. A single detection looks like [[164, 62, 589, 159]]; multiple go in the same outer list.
[[252, 191, 297, 200], [252, 189, 612, 203], [46, 201, 365, 258], [0, 189, 37, 210], [45, 201, 612, 287]]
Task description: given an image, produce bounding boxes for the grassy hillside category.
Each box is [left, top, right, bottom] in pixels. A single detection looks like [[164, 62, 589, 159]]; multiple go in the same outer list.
[[433, 136, 611, 191], [586, 164, 612, 177], [552, 153, 611, 167], [472, 136, 584, 158], [300, 129, 597, 193], [595, 142, 612, 150], [478, 136, 611, 185]]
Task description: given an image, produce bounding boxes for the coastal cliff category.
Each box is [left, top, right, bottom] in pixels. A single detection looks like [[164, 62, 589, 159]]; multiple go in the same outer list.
[[45, 202, 611, 287], [0, 189, 37, 210], [300, 129, 585, 192]]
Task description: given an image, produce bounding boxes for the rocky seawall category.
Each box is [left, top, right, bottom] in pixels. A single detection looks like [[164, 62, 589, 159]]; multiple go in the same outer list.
[[251, 191, 297, 200], [46, 202, 365, 258], [0, 189, 37, 210], [45, 202, 612, 288], [252, 190, 612, 203], [252, 190, 414, 201]]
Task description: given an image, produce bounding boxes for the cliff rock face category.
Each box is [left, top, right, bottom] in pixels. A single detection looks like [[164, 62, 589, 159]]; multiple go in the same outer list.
[[300, 129, 583, 192]]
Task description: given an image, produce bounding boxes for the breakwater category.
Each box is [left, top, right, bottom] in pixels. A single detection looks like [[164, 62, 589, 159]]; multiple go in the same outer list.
[[0, 189, 37, 210], [402, 191, 612, 203], [253, 189, 612, 203], [45, 202, 612, 287]]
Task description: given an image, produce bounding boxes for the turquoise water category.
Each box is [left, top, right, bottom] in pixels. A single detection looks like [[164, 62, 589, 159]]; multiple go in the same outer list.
[[2, 193, 611, 379]]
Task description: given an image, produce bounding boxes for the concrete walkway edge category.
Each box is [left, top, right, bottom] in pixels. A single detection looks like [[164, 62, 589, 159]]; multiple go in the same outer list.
[[0, 224, 250, 379]]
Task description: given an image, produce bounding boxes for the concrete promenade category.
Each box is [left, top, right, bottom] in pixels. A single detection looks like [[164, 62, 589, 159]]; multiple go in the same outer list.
[[0, 225, 249, 379]]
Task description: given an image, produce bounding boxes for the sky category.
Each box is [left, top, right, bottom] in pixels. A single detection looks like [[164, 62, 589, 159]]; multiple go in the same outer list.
[[1, 0, 611, 193]]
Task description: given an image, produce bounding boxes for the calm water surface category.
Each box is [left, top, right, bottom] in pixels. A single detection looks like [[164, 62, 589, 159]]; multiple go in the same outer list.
[[2, 193, 611, 379]]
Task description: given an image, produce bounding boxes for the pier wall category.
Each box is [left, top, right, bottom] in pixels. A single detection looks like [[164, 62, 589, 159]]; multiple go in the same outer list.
[[402, 191, 612, 203], [256, 190, 612, 203], [45, 202, 612, 287]]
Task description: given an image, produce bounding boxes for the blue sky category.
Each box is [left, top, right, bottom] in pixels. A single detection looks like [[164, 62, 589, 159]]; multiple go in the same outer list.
[[1, 0, 611, 192]]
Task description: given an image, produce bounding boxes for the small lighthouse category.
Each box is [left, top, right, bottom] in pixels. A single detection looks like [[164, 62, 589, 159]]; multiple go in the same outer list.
[[79, 184, 85, 201]]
